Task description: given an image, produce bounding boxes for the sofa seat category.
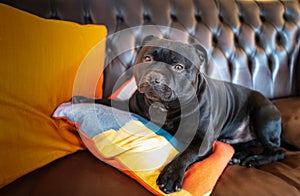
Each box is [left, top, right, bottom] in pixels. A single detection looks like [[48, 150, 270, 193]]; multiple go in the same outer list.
[[1, 98, 299, 196]]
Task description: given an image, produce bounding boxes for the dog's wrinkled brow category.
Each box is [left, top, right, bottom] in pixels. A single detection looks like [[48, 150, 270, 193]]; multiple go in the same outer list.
[[144, 47, 194, 68]]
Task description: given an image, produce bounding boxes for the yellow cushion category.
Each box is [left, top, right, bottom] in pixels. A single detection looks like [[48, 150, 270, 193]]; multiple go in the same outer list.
[[0, 4, 107, 187]]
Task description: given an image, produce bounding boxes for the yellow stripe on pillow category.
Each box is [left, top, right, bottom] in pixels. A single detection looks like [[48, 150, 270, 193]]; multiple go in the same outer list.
[[92, 120, 185, 196], [93, 120, 178, 170]]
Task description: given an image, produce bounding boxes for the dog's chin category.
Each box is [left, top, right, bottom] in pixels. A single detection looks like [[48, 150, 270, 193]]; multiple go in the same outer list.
[[138, 83, 176, 103]]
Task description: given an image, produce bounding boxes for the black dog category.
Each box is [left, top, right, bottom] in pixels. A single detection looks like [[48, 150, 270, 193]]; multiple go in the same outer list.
[[73, 36, 284, 194]]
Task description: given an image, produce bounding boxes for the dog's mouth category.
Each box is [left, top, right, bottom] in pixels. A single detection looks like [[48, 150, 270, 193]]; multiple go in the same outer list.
[[138, 82, 175, 102]]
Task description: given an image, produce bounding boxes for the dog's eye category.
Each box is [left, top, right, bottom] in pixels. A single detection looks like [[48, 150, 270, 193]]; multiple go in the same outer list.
[[143, 55, 153, 62], [174, 64, 185, 72]]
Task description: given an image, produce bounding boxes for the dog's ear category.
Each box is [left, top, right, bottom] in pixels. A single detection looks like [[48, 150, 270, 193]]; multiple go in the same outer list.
[[141, 35, 158, 46], [193, 44, 208, 67]]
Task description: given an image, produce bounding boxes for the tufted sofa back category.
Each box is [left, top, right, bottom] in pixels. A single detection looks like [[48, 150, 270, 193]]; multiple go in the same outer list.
[[2, 0, 300, 99]]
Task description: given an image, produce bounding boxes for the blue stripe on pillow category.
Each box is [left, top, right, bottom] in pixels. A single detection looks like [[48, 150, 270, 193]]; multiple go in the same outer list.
[[133, 114, 183, 151]]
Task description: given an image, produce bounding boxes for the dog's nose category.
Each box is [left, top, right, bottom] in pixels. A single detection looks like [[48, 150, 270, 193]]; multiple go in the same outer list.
[[148, 74, 162, 85]]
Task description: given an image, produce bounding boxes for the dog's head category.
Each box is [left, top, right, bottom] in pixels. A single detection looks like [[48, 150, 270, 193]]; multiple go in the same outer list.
[[134, 36, 207, 105]]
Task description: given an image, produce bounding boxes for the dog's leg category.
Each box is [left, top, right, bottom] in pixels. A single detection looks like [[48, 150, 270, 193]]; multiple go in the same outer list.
[[229, 142, 253, 165], [241, 93, 285, 167], [240, 116, 284, 167], [156, 135, 213, 193]]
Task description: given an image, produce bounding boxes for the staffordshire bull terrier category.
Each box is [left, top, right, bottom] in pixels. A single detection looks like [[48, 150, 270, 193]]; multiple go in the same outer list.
[[73, 36, 285, 194]]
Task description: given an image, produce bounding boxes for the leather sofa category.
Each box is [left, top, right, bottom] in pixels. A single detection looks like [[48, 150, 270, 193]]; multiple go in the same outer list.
[[1, 0, 300, 195]]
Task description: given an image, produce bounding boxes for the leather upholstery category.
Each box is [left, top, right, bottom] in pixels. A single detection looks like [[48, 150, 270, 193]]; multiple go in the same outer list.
[[1, 1, 300, 195], [2, 0, 300, 99]]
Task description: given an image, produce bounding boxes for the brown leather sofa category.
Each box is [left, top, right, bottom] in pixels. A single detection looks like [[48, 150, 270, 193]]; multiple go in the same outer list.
[[1, 0, 300, 195]]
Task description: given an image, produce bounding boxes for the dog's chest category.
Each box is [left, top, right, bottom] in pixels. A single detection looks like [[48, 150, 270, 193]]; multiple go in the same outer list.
[[148, 102, 168, 128]]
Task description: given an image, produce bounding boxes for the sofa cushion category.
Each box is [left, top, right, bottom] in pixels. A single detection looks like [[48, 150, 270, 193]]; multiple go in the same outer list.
[[0, 151, 154, 196], [273, 97, 300, 150], [213, 149, 300, 195], [1, 148, 299, 196], [0, 4, 106, 188]]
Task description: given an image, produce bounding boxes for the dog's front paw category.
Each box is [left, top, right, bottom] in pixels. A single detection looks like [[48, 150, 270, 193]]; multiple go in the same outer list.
[[72, 96, 92, 104], [156, 164, 185, 194]]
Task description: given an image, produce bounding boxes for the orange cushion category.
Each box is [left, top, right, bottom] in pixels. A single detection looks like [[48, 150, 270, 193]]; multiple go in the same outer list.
[[0, 4, 107, 187]]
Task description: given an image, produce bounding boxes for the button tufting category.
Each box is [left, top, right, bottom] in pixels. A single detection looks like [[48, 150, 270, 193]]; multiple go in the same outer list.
[[212, 34, 218, 47], [234, 34, 239, 47], [238, 13, 244, 23], [260, 14, 266, 22], [276, 32, 283, 46], [2, 0, 298, 100], [195, 13, 202, 22], [170, 13, 177, 22], [267, 56, 273, 71], [255, 33, 261, 47], [247, 58, 253, 69], [84, 12, 92, 24], [116, 15, 124, 23], [283, 12, 288, 21], [37, 0, 297, 99], [218, 14, 224, 23], [143, 13, 151, 22]]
